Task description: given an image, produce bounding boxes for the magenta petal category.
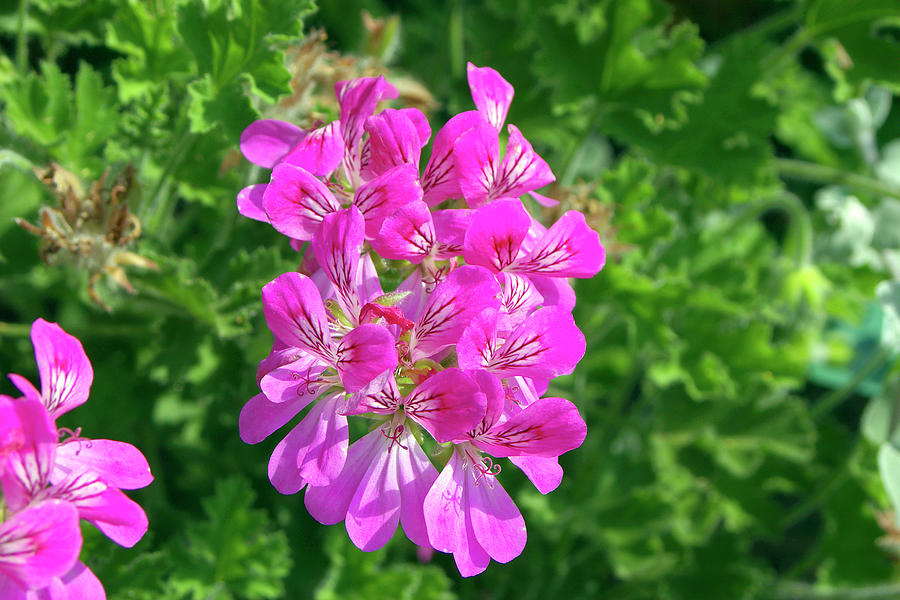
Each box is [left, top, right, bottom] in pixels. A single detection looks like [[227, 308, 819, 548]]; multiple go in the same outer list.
[[240, 119, 305, 168], [80, 487, 148, 548], [405, 369, 486, 443], [499, 273, 543, 327], [485, 307, 585, 380], [510, 455, 563, 494], [346, 433, 400, 551], [31, 319, 93, 418], [312, 207, 365, 320], [422, 111, 484, 207], [268, 395, 349, 493], [463, 199, 530, 273], [454, 511, 492, 577], [354, 163, 423, 240], [54, 439, 152, 490], [281, 121, 344, 177], [335, 324, 398, 393], [453, 119, 499, 209], [397, 107, 432, 146], [262, 164, 340, 241], [456, 308, 499, 373], [338, 76, 396, 181], [424, 451, 466, 554], [7, 374, 39, 402], [364, 108, 426, 177], [58, 562, 105, 600], [237, 184, 270, 223], [528, 190, 559, 207], [531, 276, 576, 312], [396, 430, 438, 547], [476, 397, 587, 458], [261, 272, 335, 364], [1, 397, 57, 510], [513, 210, 606, 278], [370, 200, 435, 263], [412, 266, 501, 359], [467, 63, 514, 132], [431, 209, 471, 259], [493, 125, 555, 200], [305, 427, 384, 525], [467, 471, 526, 563], [239, 392, 308, 444], [0, 500, 81, 590]]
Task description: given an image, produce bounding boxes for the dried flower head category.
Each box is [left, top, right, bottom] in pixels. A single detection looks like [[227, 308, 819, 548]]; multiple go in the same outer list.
[[15, 163, 158, 311]]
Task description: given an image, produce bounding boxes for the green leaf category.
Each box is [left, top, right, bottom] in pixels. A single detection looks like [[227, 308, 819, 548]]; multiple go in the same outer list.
[[187, 75, 257, 141], [1, 61, 72, 147]]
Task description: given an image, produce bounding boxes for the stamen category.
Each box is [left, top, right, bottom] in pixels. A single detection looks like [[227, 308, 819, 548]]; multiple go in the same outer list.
[[380, 424, 408, 452], [472, 456, 502, 489], [58, 427, 92, 454], [290, 366, 323, 395]]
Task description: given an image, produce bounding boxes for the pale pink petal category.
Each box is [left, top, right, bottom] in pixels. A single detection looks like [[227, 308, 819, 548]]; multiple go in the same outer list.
[[57, 562, 105, 600], [411, 266, 501, 360], [467, 63, 514, 131], [483, 307, 585, 380], [281, 121, 344, 177], [454, 510, 492, 577], [262, 164, 340, 241], [396, 270, 428, 324], [531, 276, 576, 311], [363, 108, 427, 178], [353, 163, 423, 239], [239, 392, 309, 445], [355, 254, 384, 306], [346, 432, 400, 551], [312, 207, 365, 321], [405, 369, 486, 442], [335, 324, 399, 393], [305, 427, 385, 525], [31, 319, 93, 418], [240, 119, 305, 168], [463, 199, 530, 272], [396, 429, 438, 547], [467, 470, 526, 563], [0, 575, 27, 599], [268, 395, 349, 493], [237, 184, 269, 223], [0, 500, 81, 590], [424, 450, 466, 554], [509, 455, 562, 494], [54, 439, 152, 490], [77, 487, 148, 548], [261, 272, 335, 364], [453, 119, 500, 209], [370, 200, 436, 263], [512, 211, 605, 278], [493, 125, 555, 200], [528, 190, 559, 207], [422, 111, 484, 207], [475, 397, 586, 458]]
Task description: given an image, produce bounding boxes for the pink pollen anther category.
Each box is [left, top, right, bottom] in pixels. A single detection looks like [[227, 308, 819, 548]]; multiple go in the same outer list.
[[381, 424, 408, 452]]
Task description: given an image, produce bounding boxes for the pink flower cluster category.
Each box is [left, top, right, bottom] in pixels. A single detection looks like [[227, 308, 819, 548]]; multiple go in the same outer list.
[[237, 64, 605, 576], [0, 320, 153, 598]]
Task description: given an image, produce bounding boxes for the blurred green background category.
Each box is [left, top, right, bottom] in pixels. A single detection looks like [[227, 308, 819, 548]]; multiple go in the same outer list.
[[3, 0, 900, 598]]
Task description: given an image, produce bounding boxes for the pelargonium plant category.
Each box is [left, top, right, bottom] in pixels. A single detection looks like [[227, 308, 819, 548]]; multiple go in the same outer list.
[[0, 319, 153, 598], [237, 63, 605, 576]]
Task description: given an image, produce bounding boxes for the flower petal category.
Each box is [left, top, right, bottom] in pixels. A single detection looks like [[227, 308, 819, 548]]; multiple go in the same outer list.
[[239, 392, 309, 445], [363, 108, 427, 178], [424, 450, 466, 554], [77, 487, 148, 548], [509, 455, 563, 494], [432, 208, 471, 259], [0, 500, 81, 590], [240, 119, 305, 168], [335, 324, 399, 393], [421, 111, 484, 207], [531, 276, 576, 311], [337, 76, 397, 183], [453, 118, 500, 209], [54, 439, 152, 490], [463, 199, 531, 273], [467, 469, 526, 563], [237, 184, 269, 223], [411, 266, 501, 360], [57, 562, 106, 600], [492, 125, 555, 200], [31, 319, 93, 418], [346, 432, 400, 551], [262, 164, 340, 241], [370, 200, 436, 263], [467, 63, 514, 132], [483, 307, 585, 380], [353, 163, 423, 239], [498, 272, 543, 328], [262, 272, 335, 364], [281, 121, 344, 177], [475, 397, 587, 458], [312, 207, 365, 321], [512, 210, 605, 278], [1, 397, 57, 510], [396, 429, 438, 547], [405, 369, 486, 443], [259, 357, 327, 404]]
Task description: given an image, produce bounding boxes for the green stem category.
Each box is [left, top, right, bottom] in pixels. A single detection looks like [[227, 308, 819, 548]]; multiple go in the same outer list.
[[811, 347, 893, 421], [776, 158, 900, 202], [773, 581, 900, 599], [16, 0, 28, 73], [0, 321, 30, 336], [144, 133, 198, 236], [725, 192, 814, 266]]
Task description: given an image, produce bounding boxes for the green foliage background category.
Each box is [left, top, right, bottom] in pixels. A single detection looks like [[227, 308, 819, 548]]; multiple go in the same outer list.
[[3, 0, 900, 598]]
